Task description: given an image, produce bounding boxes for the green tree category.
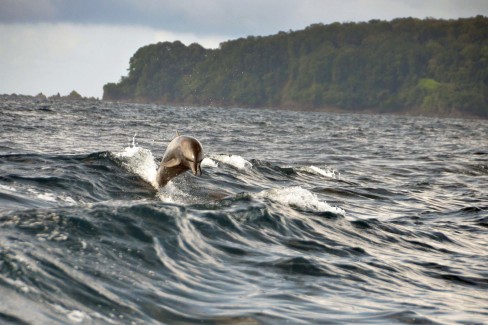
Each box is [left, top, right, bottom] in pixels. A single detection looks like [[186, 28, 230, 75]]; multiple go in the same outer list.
[[103, 17, 488, 117]]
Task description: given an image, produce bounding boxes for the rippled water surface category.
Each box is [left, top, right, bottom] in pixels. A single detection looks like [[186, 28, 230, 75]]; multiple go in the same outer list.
[[1, 98, 487, 324]]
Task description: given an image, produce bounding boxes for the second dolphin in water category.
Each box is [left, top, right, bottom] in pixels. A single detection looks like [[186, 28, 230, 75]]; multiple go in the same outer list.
[[156, 133, 204, 187]]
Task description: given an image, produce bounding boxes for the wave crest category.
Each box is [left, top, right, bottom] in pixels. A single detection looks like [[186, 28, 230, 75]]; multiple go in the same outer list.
[[255, 186, 345, 215], [113, 146, 158, 188], [297, 166, 340, 179], [208, 154, 253, 170]]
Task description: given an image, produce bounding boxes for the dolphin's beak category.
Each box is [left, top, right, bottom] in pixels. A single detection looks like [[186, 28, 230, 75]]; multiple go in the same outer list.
[[191, 162, 202, 176]]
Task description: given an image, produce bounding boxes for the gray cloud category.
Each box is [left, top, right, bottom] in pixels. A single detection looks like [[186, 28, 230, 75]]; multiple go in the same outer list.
[[1, 0, 487, 97], [1, 0, 487, 38], [0, 0, 290, 37], [0, 22, 223, 97]]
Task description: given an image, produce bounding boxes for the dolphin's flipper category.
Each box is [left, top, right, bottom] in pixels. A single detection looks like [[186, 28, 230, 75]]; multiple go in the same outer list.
[[163, 157, 181, 168]]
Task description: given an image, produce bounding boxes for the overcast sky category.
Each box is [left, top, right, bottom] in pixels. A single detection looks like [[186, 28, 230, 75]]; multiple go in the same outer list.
[[1, 0, 487, 98]]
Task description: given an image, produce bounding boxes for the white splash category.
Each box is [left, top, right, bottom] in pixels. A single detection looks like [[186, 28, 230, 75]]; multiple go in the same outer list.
[[63, 196, 77, 204], [0, 184, 17, 192], [115, 145, 159, 188], [26, 188, 77, 205], [256, 186, 345, 215], [36, 192, 58, 202], [156, 181, 194, 204], [297, 165, 340, 179], [209, 154, 252, 170], [201, 157, 219, 168], [67, 310, 86, 323]]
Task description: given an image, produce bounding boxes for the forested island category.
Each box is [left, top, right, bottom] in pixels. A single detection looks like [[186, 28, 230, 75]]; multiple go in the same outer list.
[[103, 16, 488, 118]]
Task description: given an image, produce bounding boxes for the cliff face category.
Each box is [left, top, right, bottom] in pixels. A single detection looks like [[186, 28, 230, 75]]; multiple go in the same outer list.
[[103, 16, 488, 117]]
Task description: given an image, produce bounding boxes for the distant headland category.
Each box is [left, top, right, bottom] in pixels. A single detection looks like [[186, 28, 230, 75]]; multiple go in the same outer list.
[[1, 91, 99, 102], [103, 16, 488, 118]]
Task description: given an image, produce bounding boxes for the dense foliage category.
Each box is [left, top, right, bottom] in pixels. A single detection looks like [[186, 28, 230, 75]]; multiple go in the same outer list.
[[103, 16, 488, 117]]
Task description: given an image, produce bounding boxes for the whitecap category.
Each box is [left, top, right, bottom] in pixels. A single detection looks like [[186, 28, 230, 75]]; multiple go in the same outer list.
[[209, 154, 252, 170], [114, 145, 158, 188], [62, 196, 77, 204], [0, 184, 17, 192], [297, 165, 340, 179], [32, 191, 58, 202], [157, 181, 193, 204], [256, 186, 345, 215], [201, 157, 219, 168], [27, 188, 77, 205], [67, 310, 86, 323]]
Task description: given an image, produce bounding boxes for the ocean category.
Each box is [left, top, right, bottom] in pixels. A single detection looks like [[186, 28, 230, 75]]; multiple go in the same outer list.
[[0, 97, 487, 324]]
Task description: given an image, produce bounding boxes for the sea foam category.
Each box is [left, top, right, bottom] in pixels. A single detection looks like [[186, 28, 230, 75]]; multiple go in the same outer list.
[[296, 166, 340, 179], [156, 181, 197, 204], [208, 154, 253, 170], [201, 157, 219, 168], [256, 186, 345, 215], [26, 188, 77, 205]]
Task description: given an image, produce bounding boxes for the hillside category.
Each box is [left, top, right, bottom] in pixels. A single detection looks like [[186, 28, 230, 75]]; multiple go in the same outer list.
[[103, 16, 488, 117]]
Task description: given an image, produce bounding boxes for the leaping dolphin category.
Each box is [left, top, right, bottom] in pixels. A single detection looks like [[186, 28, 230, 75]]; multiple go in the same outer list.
[[156, 132, 203, 187]]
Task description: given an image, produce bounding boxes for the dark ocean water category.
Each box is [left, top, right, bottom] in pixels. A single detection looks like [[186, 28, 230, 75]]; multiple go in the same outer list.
[[0, 97, 487, 325]]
